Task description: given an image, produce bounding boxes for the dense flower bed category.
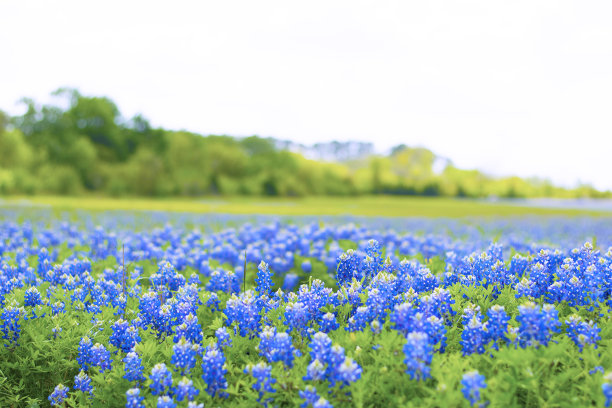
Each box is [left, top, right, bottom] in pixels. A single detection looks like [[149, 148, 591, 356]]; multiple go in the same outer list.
[[0, 210, 611, 407]]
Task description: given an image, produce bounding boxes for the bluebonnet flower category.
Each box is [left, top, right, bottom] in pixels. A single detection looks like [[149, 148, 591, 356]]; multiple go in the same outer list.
[[336, 249, 361, 286], [24, 287, 43, 317], [74, 370, 93, 394], [245, 362, 276, 405], [300, 385, 321, 407], [461, 315, 487, 356], [390, 302, 416, 335], [336, 356, 362, 384], [300, 385, 333, 408], [302, 260, 312, 273], [201, 343, 228, 398], [171, 338, 197, 374], [77, 337, 93, 371], [174, 377, 199, 402], [542, 304, 561, 336], [364, 239, 382, 279], [603, 372, 612, 408], [516, 302, 559, 348], [150, 363, 173, 396], [50, 301, 66, 315], [303, 332, 361, 387], [138, 291, 162, 330], [285, 301, 310, 336], [403, 332, 433, 380], [157, 395, 177, 408], [313, 398, 334, 408], [123, 351, 145, 382], [90, 343, 112, 373], [365, 287, 391, 326], [126, 387, 145, 408], [515, 277, 536, 298], [51, 325, 62, 339], [174, 313, 203, 344], [319, 312, 339, 333], [205, 292, 220, 311], [461, 370, 487, 406], [258, 327, 298, 367], [590, 366, 604, 375], [347, 306, 371, 333], [206, 268, 241, 294], [216, 326, 232, 349], [256, 261, 274, 296], [225, 290, 264, 338], [565, 315, 601, 352], [305, 359, 326, 381], [187, 403, 204, 408], [485, 305, 509, 350], [282, 273, 300, 291], [1, 306, 25, 346], [48, 384, 69, 406], [297, 279, 335, 323], [110, 319, 141, 353]]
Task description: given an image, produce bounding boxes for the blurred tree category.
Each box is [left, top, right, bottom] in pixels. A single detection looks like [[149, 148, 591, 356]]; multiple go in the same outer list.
[[2, 88, 610, 198]]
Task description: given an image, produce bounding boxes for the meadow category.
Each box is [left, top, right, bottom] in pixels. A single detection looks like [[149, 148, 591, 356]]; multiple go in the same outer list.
[[0, 198, 610, 407]]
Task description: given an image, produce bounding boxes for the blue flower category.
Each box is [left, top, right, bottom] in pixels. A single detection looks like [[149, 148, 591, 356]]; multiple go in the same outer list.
[[225, 290, 264, 338], [110, 318, 140, 353], [90, 343, 112, 373], [285, 301, 310, 336], [174, 313, 203, 344], [1, 306, 25, 346], [126, 388, 145, 408], [48, 384, 69, 406], [174, 377, 199, 402], [149, 363, 173, 396], [319, 312, 339, 333], [258, 327, 298, 367], [516, 302, 559, 348], [201, 343, 228, 398], [24, 287, 43, 308], [303, 332, 361, 387], [461, 315, 486, 356], [215, 326, 233, 349], [157, 395, 177, 408], [74, 370, 93, 394], [123, 351, 145, 382], [171, 338, 197, 374], [77, 337, 93, 371], [403, 332, 433, 380], [300, 385, 333, 408], [256, 261, 274, 296], [565, 315, 601, 352], [245, 362, 276, 405], [485, 305, 509, 350], [461, 370, 487, 407], [282, 273, 300, 291]]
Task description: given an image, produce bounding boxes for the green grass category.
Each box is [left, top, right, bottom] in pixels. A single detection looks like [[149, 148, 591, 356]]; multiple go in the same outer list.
[[1, 195, 608, 217]]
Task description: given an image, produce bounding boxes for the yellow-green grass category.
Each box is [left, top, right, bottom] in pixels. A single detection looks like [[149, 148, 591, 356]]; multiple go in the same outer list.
[[1, 195, 609, 217]]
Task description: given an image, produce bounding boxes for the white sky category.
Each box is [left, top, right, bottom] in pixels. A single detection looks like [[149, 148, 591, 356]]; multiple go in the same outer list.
[[1, 1, 611, 190]]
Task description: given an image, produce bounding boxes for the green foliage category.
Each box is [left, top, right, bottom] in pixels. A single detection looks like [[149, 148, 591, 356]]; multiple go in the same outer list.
[[1, 88, 609, 199]]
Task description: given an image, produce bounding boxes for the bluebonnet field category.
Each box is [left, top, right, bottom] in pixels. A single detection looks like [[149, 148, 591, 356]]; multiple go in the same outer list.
[[0, 208, 611, 407]]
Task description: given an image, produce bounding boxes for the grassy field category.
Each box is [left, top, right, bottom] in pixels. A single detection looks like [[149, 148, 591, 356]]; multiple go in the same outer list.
[[1, 195, 609, 217]]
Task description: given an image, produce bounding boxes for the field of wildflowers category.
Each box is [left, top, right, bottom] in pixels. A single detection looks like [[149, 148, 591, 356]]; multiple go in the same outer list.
[[0, 209, 611, 407]]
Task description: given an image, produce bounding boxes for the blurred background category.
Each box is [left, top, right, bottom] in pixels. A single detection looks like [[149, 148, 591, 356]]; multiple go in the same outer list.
[[1, 1, 611, 200]]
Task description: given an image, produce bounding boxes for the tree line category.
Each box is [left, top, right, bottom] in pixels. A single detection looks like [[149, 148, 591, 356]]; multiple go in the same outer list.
[[0, 88, 608, 198]]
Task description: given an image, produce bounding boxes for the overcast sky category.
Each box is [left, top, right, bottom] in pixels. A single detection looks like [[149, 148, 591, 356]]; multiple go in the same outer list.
[[1, 1, 611, 189]]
